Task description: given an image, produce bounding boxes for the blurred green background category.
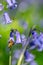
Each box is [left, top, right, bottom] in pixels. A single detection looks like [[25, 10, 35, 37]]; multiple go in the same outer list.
[[0, 0, 43, 65]]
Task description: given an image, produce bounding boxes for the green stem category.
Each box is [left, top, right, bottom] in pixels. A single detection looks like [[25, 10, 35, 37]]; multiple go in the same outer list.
[[9, 50, 12, 65]]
